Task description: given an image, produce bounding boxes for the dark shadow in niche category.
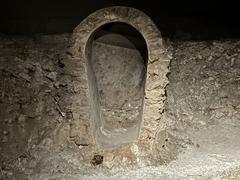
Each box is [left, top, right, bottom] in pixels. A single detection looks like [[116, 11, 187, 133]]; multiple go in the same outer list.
[[85, 22, 148, 149]]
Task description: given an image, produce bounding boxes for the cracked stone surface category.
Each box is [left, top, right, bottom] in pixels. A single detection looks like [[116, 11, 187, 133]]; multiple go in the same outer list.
[[91, 41, 144, 130], [0, 34, 240, 179]]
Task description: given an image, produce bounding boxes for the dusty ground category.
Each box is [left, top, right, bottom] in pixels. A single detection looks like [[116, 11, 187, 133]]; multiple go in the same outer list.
[[0, 34, 240, 179]]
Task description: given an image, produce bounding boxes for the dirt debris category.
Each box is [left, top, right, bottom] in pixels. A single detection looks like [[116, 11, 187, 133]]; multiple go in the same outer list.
[[0, 34, 240, 179]]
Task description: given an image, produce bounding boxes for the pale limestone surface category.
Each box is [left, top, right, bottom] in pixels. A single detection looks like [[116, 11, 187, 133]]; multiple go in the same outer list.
[[0, 34, 240, 180], [0, 21, 240, 180], [91, 41, 144, 130], [64, 6, 171, 166]]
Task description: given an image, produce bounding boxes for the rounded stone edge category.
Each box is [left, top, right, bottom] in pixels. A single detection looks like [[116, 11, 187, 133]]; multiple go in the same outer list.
[[64, 6, 171, 166]]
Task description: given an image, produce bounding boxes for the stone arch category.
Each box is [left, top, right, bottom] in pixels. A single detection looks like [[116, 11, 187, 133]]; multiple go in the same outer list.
[[64, 6, 170, 163]]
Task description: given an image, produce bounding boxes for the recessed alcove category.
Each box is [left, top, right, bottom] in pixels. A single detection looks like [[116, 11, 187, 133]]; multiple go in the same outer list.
[[70, 6, 169, 152], [86, 22, 148, 148]]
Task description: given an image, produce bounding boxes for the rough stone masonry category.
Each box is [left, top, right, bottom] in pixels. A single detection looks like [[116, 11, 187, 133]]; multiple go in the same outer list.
[[64, 6, 171, 166], [0, 8, 240, 180]]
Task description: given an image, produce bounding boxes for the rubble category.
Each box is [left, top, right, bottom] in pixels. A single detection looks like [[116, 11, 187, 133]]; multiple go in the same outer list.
[[0, 34, 240, 179]]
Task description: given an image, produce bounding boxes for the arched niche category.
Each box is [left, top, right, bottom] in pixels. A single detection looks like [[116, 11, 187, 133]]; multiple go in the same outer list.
[[66, 6, 170, 152]]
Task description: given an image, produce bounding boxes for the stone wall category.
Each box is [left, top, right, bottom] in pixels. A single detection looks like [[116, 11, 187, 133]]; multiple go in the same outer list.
[[0, 33, 240, 180], [65, 6, 171, 166]]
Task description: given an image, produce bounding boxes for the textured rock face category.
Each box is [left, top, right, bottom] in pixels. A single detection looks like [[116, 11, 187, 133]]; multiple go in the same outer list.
[[1, 34, 240, 179], [64, 6, 171, 165], [1, 6, 240, 180], [91, 41, 144, 147], [0, 34, 72, 179]]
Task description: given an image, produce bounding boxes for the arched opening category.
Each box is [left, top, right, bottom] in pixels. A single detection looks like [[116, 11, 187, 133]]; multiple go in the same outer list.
[[85, 22, 148, 148]]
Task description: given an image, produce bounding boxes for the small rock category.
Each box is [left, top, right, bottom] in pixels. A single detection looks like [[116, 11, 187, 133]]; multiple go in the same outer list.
[[34, 65, 43, 82], [4, 118, 12, 124], [3, 130, 8, 135], [54, 82, 60, 89], [225, 54, 231, 60], [59, 111, 66, 117], [44, 89, 51, 93], [18, 114, 27, 123], [197, 55, 202, 59], [46, 72, 57, 82], [103, 153, 114, 169], [43, 61, 55, 72], [54, 81, 67, 88], [2, 136, 8, 142], [231, 58, 235, 66], [208, 56, 213, 61], [25, 63, 35, 72], [19, 72, 31, 82]]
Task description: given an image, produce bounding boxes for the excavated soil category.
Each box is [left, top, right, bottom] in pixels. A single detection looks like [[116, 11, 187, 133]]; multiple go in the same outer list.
[[0, 34, 240, 179]]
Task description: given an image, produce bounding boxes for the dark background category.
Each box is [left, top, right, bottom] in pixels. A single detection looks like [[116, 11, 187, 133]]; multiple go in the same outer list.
[[0, 0, 239, 39]]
